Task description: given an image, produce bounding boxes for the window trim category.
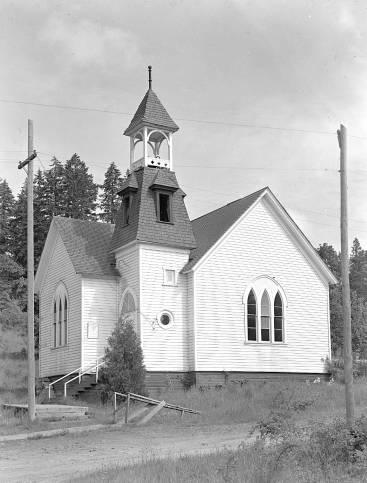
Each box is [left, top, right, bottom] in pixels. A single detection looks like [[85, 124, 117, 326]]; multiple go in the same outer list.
[[119, 287, 138, 333], [122, 194, 131, 226], [155, 190, 173, 224], [51, 282, 69, 349], [162, 267, 177, 286], [243, 277, 287, 344], [157, 310, 174, 329]]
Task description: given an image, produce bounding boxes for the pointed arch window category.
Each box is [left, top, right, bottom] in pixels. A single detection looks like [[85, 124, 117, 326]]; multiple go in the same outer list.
[[274, 292, 284, 342], [247, 290, 257, 341], [245, 278, 286, 344], [52, 284, 68, 348], [120, 290, 137, 332], [260, 291, 271, 342]]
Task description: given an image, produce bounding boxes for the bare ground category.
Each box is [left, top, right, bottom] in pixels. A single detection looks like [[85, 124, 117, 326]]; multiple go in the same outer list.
[[0, 422, 255, 482]]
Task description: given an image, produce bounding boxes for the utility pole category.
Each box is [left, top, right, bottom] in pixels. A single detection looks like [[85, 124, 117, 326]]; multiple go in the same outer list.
[[337, 124, 355, 426], [18, 120, 37, 422]]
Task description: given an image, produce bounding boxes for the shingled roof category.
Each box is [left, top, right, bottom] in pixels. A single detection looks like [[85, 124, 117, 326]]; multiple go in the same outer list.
[[53, 217, 118, 277], [111, 167, 196, 252], [124, 88, 179, 136], [183, 188, 268, 272]]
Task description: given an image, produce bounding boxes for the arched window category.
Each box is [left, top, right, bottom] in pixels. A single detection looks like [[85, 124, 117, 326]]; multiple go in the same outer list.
[[260, 291, 271, 342], [53, 301, 57, 347], [120, 290, 137, 331], [52, 283, 68, 348], [244, 277, 286, 344], [247, 290, 257, 341], [274, 292, 283, 342]]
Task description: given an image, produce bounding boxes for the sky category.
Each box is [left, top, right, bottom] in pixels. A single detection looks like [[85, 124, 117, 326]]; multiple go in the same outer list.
[[1, 0, 367, 250]]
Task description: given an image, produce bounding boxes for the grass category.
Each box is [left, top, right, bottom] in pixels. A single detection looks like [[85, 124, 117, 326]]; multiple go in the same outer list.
[[2, 375, 367, 435], [72, 438, 367, 483], [142, 378, 367, 426], [72, 382, 367, 483], [0, 325, 28, 404]]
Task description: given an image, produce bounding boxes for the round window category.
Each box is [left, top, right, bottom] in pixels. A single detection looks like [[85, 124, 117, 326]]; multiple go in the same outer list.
[[158, 311, 173, 329]]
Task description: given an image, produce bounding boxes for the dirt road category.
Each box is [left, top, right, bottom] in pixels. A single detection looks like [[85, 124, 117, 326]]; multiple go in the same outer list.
[[0, 422, 255, 482]]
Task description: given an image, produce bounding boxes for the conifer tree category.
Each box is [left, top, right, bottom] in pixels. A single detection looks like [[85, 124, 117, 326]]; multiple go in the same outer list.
[[350, 238, 367, 301], [99, 162, 125, 223], [0, 178, 15, 254], [63, 154, 98, 219], [33, 169, 53, 267], [9, 182, 27, 268], [100, 320, 146, 396], [44, 157, 67, 217]]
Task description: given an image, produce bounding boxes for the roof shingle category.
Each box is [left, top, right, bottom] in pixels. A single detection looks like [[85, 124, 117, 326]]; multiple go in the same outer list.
[[53, 217, 118, 277], [124, 89, 179, 136], [110, 167, 196, 252]]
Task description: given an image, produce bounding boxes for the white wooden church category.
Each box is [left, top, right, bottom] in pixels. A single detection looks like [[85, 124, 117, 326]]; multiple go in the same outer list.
[[35, 72, 337, 391]]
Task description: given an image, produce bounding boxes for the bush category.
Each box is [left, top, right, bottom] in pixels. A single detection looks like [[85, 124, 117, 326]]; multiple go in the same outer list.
[[325, 357, 367, 381], [255, 407, 367, 479], [99, 320, 146, 400]]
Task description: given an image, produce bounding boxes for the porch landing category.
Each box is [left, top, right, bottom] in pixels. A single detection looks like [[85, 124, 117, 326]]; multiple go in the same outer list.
[[2, 403, 88, 420]]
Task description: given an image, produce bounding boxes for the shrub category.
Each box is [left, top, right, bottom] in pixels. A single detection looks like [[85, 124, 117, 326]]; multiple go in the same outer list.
[[99, 320, 146, 399], [325, 356, 367, 381]]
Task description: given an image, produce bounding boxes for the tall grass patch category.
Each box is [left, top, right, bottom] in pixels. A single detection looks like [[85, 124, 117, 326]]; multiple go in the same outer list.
[[140, 379, 367, 426]]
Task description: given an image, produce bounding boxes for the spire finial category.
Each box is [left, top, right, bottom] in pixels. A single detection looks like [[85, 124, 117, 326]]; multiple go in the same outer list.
[[148, 65, 152, 89]]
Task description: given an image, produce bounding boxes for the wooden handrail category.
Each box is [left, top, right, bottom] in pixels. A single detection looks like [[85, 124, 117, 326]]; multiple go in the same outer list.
[[113, 391, 200, 420]]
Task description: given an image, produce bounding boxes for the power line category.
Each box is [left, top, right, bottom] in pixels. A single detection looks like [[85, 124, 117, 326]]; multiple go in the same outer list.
[[1, 97, 367, 139]]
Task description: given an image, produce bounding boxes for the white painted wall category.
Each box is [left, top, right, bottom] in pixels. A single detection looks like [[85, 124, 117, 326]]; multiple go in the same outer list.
[[38, 233, 81, 377], [193, 198, 331, 374], [139, 244, 190, 371], [81, 277, 118, 369]]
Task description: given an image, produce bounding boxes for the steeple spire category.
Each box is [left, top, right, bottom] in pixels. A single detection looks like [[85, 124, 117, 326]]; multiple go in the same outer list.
[[148, 65, 152, 89]]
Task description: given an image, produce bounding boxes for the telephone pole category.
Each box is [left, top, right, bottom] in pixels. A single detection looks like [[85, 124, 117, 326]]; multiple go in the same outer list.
[[18, 120, 36, 422], [337, 124, 355, 426]]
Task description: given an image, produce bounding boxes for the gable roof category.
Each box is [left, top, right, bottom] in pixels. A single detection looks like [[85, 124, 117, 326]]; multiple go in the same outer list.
[[183, 188, 267, 272], [183, 187, 337, 284], [51, 217, 118, 277], [124, 88, 179, 136]]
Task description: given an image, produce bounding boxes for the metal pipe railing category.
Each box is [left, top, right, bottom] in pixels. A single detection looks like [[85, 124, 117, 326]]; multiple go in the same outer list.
[[63, 357, 105, 398], [48, 366, 83, 400]]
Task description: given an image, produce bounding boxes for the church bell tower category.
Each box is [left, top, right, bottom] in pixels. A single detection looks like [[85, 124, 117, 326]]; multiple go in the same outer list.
[[124, 66, 179, 171], [110, 67, 196, 253]]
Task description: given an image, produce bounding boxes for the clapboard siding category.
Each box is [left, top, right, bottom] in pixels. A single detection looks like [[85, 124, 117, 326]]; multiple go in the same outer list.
[[81, 277, 118, 369], [140, 245, 190, 371], [194, 198, 330, 374], [39, 233, 81, 377], [187, 271, 196, 370]]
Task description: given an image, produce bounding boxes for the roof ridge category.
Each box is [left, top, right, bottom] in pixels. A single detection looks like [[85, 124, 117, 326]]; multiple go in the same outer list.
[[191, 186, 269, 223], [54, 216, 115, 228]]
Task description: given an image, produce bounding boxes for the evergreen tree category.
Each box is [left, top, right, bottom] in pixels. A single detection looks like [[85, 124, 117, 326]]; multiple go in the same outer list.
[[0, 178, 15, 254], [44, 157, 67, 217], [350, 238, 367, 301], [33, 169, 53, 268], [100, 320, 146, 396], [9, 182, 27, 268], [317, 243, 341, 279], [63, 154, 98, 219], [0, 253, 27, 331], [99, 162, 125, 223]]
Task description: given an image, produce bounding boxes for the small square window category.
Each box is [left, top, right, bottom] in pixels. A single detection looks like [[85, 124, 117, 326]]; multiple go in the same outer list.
[[163, 269, 176, 286], [88, 321, 99, 339]]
